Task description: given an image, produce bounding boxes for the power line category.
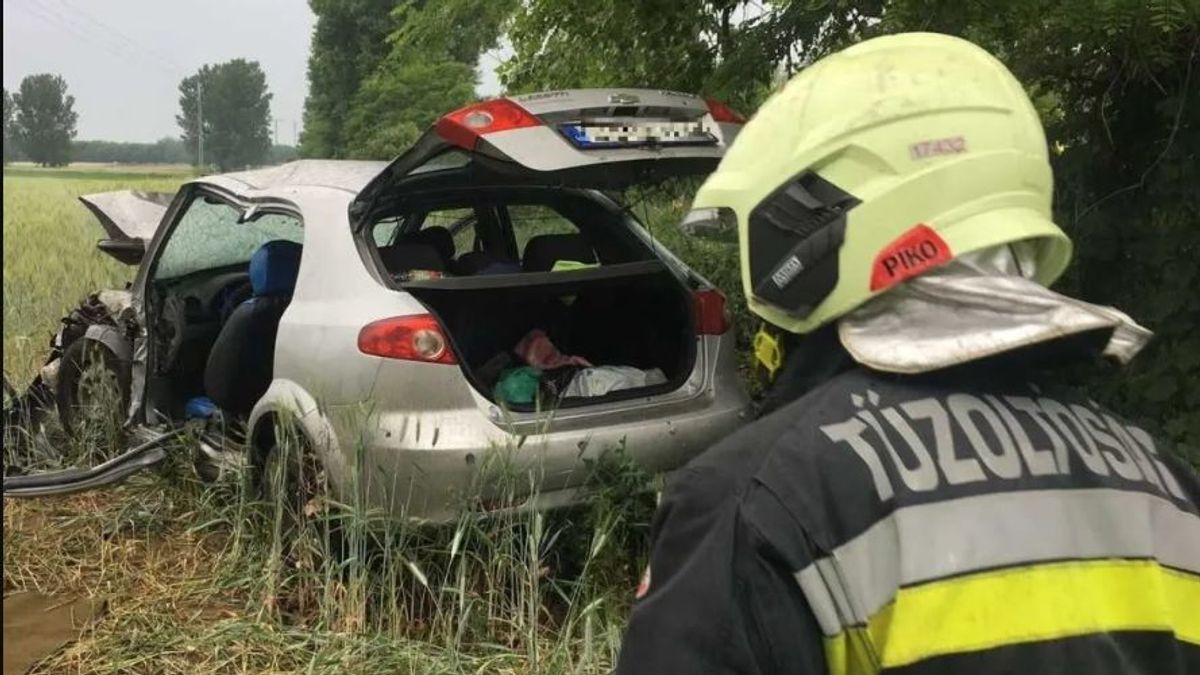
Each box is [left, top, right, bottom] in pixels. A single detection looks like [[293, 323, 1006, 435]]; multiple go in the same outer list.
[[14, 0, 178, 81], [54, 0, 187, 74]]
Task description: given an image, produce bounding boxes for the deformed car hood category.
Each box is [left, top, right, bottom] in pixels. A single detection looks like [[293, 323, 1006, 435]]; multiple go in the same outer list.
[[78, 190, 174, 242]]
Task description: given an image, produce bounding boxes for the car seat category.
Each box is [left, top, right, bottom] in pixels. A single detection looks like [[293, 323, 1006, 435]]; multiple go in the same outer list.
[[403, 226, 455, 266], [453, 250, 520, 276], [378, 242, 445, 275], [521, 234, 597, 272], [197, 240, 302, 418]]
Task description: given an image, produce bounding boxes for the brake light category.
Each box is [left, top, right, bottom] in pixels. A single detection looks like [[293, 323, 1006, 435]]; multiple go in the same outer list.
[[435, 98, 542, 150], [358, 314, 457, 364], [694, 289, 730, 335], [704, 97, 746, 124]]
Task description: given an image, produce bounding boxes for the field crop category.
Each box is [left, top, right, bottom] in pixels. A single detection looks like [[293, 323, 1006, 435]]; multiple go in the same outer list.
[[3, 169, 184, 385], [3, 165, 655, 673]]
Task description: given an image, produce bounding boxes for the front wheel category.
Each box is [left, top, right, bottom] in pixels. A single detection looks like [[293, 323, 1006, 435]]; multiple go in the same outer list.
[[55, 339, 130, 446]]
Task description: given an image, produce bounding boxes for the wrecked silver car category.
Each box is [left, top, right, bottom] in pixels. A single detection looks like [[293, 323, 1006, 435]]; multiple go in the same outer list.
[[5, 88, 752, 521]]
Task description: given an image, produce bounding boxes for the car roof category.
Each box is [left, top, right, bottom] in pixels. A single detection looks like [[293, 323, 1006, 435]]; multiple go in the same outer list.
[[196, 159, 387, 195]]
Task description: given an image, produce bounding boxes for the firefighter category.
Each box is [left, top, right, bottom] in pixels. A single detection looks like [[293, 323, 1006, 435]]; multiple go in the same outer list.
[[616, 32, 1200, 675]]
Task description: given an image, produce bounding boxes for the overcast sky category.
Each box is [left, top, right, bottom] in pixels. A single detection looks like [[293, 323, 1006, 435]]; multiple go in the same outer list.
[[3, 0, 505, 144]]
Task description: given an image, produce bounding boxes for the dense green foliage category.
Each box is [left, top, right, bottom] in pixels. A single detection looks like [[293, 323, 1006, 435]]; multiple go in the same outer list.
[[341, 53, 474, 159], [300, 0, 509, 159], [501, 0, 880, 110], [65, 139, 296, 166], [177, 60, 274, 171], [70, 138, 189, 164], [299, 0, 398, 158], [10, 73, 78, 167]]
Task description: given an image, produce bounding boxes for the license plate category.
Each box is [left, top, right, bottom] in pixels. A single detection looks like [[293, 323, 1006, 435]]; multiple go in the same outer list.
[[560, 120, 715, 148]]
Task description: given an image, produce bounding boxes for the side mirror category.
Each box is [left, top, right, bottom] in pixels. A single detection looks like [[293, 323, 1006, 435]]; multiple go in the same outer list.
[[679, 207, 739, 243], [96, 238, 146, 265]]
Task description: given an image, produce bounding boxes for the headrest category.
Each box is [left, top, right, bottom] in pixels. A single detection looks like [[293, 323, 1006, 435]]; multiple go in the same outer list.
[[403, 226, 455, 263], [454, 250, 513, 276], [379, 243, 446, 274], [249, 240, 303, 297], [522, 234, 597, 273]]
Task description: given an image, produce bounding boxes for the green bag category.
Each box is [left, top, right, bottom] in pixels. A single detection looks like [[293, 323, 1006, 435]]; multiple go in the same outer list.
[[494, 366, 540, 405]]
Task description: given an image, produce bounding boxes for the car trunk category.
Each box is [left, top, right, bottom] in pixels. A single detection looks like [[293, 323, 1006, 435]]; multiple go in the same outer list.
[[404, 262, 696, 409]]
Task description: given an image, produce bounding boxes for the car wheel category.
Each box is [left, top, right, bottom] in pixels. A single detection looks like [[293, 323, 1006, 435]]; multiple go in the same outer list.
[[257, 427, 342, 562], [55, 338, 130, 445]]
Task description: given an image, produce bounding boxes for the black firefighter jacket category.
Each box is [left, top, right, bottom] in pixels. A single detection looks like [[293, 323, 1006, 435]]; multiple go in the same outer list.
[[616, 364, 1200, 675]]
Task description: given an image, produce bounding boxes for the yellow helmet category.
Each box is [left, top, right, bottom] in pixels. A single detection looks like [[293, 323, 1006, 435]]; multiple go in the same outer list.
[[690, 32, 1073, 334]]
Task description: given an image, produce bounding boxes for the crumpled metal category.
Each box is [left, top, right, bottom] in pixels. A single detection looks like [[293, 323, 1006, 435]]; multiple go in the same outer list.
[[838, 244, 1153, 374]]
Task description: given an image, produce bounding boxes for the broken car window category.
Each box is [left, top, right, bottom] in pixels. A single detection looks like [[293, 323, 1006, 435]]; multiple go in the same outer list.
[[154, 196, 302, 280]]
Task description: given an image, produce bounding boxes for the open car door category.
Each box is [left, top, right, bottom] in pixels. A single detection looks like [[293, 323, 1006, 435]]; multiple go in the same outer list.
[[351, 88, 744, 227], [78, 190, 175, 264]]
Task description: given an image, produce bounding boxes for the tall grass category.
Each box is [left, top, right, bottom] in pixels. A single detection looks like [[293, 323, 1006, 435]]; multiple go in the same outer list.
[[6, 408, 655, 673]]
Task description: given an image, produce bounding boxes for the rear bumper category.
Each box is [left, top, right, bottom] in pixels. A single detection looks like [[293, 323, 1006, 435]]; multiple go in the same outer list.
[[336, 388, 750, 523]]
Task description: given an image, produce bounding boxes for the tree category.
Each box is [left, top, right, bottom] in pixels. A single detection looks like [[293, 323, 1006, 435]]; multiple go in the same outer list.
[[299, 0, 400, 158], [296, 0, 507, 159], [338, 0, 508, 159], [500, 0, 881, 110], [177, 59, 273, 170], [388, 0, 515, 65], [344, 58, 476, 159], [2, 88, 14, 164], [12, 74, 78, 167]]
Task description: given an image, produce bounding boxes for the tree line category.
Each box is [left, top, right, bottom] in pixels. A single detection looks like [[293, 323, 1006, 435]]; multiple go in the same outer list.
[[4, 59, 291, 170]]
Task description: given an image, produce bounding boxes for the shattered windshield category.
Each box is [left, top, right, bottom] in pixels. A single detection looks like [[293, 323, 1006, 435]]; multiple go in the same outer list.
[[153, 196, 302, 280]]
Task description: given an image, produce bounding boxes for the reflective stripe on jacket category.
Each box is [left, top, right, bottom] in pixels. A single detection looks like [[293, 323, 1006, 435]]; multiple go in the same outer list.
[[616, 366, 1200, 675]]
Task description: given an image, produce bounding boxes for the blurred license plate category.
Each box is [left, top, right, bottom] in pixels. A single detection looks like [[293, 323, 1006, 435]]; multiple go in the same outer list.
[[560, 121, 715, 148]]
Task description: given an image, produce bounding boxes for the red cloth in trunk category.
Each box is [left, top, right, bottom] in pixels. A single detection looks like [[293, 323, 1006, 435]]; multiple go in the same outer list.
[[515, 329, 593, 369]]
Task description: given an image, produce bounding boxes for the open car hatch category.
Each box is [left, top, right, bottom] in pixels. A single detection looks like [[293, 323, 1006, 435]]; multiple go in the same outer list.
[[351, 88, 745, 226], [78, 190, 175, 264]]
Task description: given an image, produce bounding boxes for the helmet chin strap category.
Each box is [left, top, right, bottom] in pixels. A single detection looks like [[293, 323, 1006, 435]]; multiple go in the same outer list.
[[837, 244, 1153, 374]]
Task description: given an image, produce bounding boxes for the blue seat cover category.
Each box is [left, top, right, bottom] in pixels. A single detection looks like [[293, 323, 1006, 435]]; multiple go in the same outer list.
[[249, 240, 303, 298], [185, 396, 219, 420]]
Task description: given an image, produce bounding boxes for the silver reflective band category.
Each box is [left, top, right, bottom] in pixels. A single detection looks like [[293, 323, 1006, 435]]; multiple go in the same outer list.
[[793, 487, 1200, 634], [839, 244, 1153, 374], [679, 206, 738, 242], [820, 393, 1186, 501]]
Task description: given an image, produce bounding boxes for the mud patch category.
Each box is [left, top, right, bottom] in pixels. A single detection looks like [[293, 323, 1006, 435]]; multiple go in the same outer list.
[[3, 591, 105, 674]]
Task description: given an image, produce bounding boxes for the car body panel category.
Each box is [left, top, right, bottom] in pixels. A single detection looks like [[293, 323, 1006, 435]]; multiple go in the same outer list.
[[78, 190, 175, 264], [78, 189, 174, 242]]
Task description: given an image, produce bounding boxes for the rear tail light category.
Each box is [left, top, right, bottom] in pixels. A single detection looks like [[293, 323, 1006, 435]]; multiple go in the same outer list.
[[358, 314, 457, 364], [694, 289, 731, 335], [435, 98, 543, 150], [704, 97, 746, 124]]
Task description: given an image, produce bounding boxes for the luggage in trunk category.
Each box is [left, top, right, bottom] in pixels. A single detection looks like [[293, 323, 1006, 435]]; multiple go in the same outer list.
[[404, 262, 696, 409]]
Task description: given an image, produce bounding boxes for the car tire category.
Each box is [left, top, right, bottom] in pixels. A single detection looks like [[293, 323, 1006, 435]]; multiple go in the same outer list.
[[256, 427, 343, 563], [55, 338, 130, 440]]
